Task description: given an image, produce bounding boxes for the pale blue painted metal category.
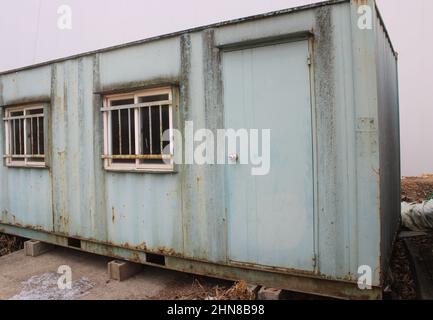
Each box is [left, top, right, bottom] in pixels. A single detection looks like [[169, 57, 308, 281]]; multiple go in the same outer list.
[[373, 3, 401, 271], [222, 41, 315, 271], [0, 168, 52, 231], [100, 38, 181, 88], [0, 0, 400, 297], [0, 66, 51, 103]]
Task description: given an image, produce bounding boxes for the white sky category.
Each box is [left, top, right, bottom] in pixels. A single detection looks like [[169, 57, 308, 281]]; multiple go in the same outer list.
[[0, 0, 432, 176]]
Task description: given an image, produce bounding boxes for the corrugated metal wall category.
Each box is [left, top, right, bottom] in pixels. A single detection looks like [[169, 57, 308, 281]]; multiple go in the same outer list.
[[0, 0, 400, 293], [374, 4, 401, 272]]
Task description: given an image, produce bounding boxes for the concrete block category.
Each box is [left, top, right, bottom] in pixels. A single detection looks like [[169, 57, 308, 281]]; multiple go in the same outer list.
[[257, 287, 283, 300], [24, 240, 53, 257], [108, 260, 143, 281]]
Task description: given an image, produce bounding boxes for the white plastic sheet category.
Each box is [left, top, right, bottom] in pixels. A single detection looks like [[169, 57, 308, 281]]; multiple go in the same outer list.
[[401, 200, 433, 231]]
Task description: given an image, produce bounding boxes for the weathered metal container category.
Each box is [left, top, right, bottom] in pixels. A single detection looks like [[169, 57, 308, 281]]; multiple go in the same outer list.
[[0, 0, 400, 299]]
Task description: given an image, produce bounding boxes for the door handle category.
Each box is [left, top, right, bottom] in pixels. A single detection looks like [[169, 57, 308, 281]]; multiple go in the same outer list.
[[229, 153, 238, 162]]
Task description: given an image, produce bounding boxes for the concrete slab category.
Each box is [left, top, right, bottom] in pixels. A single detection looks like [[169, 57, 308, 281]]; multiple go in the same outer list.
[[0, 247, 200, 300], [108, 260, 143, 281], [24, 240, 53, 257]]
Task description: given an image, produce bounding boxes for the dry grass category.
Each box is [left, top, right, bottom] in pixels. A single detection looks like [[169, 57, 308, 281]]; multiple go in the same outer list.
[[214, 280, 257, 300], [0, 233, 25, 257], [155, 278, 256, 300]]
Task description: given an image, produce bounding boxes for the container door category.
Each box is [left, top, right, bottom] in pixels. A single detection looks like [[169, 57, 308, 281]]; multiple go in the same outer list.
[[222, 40, 315, 271]]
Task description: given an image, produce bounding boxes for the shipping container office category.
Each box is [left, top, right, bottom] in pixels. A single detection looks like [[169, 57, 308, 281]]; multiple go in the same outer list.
[[0, 0, 400, 299]]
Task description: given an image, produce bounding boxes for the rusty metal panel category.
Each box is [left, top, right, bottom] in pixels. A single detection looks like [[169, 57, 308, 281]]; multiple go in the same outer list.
[[0, 67, 53, 231], [49, 56, 184, 253], [51, 57, 106, 240]]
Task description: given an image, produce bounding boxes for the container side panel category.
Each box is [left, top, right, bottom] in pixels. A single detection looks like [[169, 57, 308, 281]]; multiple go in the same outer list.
[[327, 3, 359, 278], [349, 0, 382, 286], [314, 3, 361, 280], [374, 7, 400, 272], [105, 173, 183, 252], [51, 62, 68, 235], [51, 57, 105, 239], [214, 10, 315, 46], [0, 66, 51, 105], [49, 55, 183, 252], [0, 168, 52, 231], [179, 33, 207, 261], [99, 38, 181, 90], [180, 31, 228, 263], [0, 2, 393, 296], [0, 68, 53, 232]]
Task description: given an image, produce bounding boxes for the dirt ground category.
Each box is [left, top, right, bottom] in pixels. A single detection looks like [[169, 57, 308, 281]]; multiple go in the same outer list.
[[388, 238, 417, 300], [0, 246, 259, 300], [401, 174, 433, 203]]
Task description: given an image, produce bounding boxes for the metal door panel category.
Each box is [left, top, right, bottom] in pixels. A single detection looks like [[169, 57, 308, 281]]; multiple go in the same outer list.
[[222, 40, 315, 271]]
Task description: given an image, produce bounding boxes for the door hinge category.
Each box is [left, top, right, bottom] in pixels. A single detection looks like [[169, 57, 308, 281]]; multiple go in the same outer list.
[[312, 253, 317, 268], [307, 54, 312, 66]]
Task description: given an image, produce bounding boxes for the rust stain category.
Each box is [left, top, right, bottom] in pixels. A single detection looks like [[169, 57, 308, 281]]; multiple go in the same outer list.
[[112, 241, 182, 258], [111, 207, 115, 224], [135, 242, 148, 251], [156, 246, 177, 256], [59, 215, 69, 229], [353, 0, 368, 6], [4, 222, 46, 232], [1, 209, 9, 222], [131, 252, 141, 263]]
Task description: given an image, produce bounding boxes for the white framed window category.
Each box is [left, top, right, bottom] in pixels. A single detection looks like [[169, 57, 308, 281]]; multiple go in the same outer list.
[[101, 87, 174, 172], [3, 105, 46, 168]]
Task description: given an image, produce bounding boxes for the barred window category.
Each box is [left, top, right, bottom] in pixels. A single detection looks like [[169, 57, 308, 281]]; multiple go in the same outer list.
[[3, 105, 45, 167], [102, 87, 174, 171]]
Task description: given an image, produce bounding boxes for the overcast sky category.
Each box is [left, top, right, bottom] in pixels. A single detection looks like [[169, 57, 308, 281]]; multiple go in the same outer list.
[[0, 0, 432, 176]]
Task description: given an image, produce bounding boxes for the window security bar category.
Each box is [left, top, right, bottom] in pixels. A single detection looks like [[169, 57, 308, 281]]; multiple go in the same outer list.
[[100, 100, 172, 112]]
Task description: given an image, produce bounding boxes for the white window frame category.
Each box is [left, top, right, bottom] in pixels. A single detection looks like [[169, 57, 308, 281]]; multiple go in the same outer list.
[[3, 104, 46, 168], [101, 87, 175, 172]]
